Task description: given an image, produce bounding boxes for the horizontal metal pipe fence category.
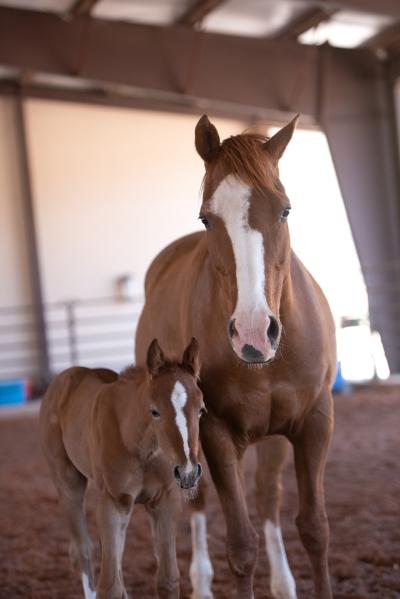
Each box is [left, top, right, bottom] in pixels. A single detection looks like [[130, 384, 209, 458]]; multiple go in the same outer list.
[[0, 296, 143, 384], [1, 260, 399, 387]]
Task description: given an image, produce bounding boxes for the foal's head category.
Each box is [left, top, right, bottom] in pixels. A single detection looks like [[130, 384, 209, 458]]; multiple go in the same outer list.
[[195, 114, 298, 364], [146, 338, 204, 490]]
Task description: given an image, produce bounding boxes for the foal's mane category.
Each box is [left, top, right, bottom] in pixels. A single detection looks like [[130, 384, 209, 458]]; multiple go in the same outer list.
[[120, 359, 182, 380], [120, 364, 143, 380], [204, 132, 273, 193]]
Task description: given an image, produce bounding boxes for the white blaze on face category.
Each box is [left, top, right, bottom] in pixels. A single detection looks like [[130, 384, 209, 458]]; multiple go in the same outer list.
[[170, 380, 191, 471], [209, 174, 270, 316]]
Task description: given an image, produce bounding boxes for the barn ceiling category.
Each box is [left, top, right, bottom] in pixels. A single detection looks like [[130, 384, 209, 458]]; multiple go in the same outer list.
[[0, 0, 398, 49]]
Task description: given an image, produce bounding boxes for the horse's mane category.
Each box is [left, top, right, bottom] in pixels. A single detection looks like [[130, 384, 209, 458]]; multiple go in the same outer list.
[[204, 132, 273, 193], [119, 364, 142, 380]]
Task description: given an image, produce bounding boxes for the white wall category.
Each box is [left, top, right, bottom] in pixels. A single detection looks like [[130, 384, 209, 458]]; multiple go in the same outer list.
[[25, 100, 245, 303]]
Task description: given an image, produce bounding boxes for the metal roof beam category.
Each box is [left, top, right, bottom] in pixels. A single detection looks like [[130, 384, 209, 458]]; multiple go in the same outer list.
[[68, 0, 100, 18], [0, 5, 322, 118], [176, 0, 226, 28], [277, 7, 336, 40], [362, 23, 400, 59]]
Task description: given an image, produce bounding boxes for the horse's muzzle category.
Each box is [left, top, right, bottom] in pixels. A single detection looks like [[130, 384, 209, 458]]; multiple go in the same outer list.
[[173, 463, 202, 489], [228, 312, 281, 364]]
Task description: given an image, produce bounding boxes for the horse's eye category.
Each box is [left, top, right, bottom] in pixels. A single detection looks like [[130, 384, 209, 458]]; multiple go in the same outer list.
[[199, 406, 207, 417], [280, 208, 290, 221], [199, 216, 209, 229], [150, 408, 160, 418]]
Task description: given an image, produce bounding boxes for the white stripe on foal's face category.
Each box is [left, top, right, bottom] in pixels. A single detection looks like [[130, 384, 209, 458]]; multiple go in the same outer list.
[[170, 381, 191, 472], [209, 174, 270, 316]]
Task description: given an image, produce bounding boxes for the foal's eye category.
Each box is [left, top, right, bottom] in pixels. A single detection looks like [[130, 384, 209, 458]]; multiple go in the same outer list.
[[280, 208, 291, 221], [150, 408, 160, 418], [199, 215, 210, 229]]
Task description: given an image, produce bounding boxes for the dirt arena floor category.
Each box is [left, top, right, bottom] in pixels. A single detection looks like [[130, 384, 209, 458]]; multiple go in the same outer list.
[[0, 389, 399, 599]]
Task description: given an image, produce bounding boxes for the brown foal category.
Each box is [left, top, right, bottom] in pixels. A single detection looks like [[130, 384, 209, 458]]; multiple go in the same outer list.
[[136, 115, 336, 599], [40, 338, 204, 599]]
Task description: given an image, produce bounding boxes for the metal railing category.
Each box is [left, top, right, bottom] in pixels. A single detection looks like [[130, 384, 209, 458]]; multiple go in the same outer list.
[[0, 296, 143, 385]]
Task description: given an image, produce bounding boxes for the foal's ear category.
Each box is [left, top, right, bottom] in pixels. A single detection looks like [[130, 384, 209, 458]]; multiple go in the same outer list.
[[147, 339, 166, 377], [263, 114, 299, 164], [195, 115, 221, 163], [181, 337, 201, 379]]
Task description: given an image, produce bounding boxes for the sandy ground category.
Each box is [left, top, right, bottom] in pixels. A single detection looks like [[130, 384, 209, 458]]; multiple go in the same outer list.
[[0, 390, 399, 599]]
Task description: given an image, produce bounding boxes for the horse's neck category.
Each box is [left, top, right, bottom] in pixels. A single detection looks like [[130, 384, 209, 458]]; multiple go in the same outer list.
[[115, 375, 153, 454]]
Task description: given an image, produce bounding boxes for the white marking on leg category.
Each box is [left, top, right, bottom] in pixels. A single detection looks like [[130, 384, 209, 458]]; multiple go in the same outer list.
[[171, 380, 191, 471], [82, 572, 96, 599], [209, 174, 270, 315], [264, 520, 297, 599], [190, 512, 214, 599]]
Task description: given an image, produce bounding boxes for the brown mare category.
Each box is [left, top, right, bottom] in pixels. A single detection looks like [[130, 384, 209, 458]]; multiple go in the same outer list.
[[135, 115, 336, 599], [40, 338, 205, 599]]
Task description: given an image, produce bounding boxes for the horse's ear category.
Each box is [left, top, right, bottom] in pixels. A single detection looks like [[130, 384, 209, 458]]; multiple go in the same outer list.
[[263, 114, 299, 163], [195, 115, 221, 163], [147, 339, 166, 377], [181, 337, 201, 379]]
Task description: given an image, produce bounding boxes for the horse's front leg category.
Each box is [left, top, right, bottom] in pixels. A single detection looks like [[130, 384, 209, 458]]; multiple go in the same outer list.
[[201, 414, 258, 599], [146, 492, 181, 599], [96, 490, 133, 599], [292, 390, 334, 599], [189, 457, 214, 599]]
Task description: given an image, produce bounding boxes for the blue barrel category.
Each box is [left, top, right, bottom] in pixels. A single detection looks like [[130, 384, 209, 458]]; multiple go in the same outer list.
[[332, 363, 346, 393], [0, 379, 27, 406]]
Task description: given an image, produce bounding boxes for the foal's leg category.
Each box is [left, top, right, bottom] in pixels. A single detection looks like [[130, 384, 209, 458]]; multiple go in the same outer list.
[[42, 431, 95, 598], [146, 492, 180, 599], [96, 491, 133, 599], [201, 415, 258, 599], [189, 472, 214, 599], [255, 436, 296, 599], [292, 391, 333, 599], [59, 475, 96, 599]]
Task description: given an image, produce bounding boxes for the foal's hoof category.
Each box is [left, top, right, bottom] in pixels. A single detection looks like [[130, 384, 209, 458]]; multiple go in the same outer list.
[[270, 579, 297, 599]]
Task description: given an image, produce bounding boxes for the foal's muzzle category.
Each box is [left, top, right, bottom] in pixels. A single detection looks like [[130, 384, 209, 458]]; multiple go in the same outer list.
[[173, 463, 202, 489]]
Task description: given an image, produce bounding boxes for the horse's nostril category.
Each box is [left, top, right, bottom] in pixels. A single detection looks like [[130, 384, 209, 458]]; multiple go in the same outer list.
[[228, 319, 236, 338], [242, 344, 264, 363], [173, 465, 181, 480], [195, 463, 202, 480], [267, 316, 280, 347]]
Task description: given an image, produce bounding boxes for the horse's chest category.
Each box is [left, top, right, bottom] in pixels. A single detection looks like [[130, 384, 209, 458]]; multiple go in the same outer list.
[[207, 376, 301, 438], [268, 384, 302, 434]]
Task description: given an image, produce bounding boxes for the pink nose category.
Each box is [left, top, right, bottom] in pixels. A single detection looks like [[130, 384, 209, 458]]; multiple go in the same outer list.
[[228, 311, 281, 363]]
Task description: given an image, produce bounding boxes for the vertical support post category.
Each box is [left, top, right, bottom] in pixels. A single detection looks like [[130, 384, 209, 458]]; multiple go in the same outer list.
[[321, 48, 400, 373], [66, 301, 79, 366], [14, 90, 51, 385]]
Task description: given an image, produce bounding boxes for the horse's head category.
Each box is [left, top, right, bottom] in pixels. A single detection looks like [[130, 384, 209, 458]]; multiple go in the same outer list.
[[146, 338, 204, 490], [195, 114, 298, 364]]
